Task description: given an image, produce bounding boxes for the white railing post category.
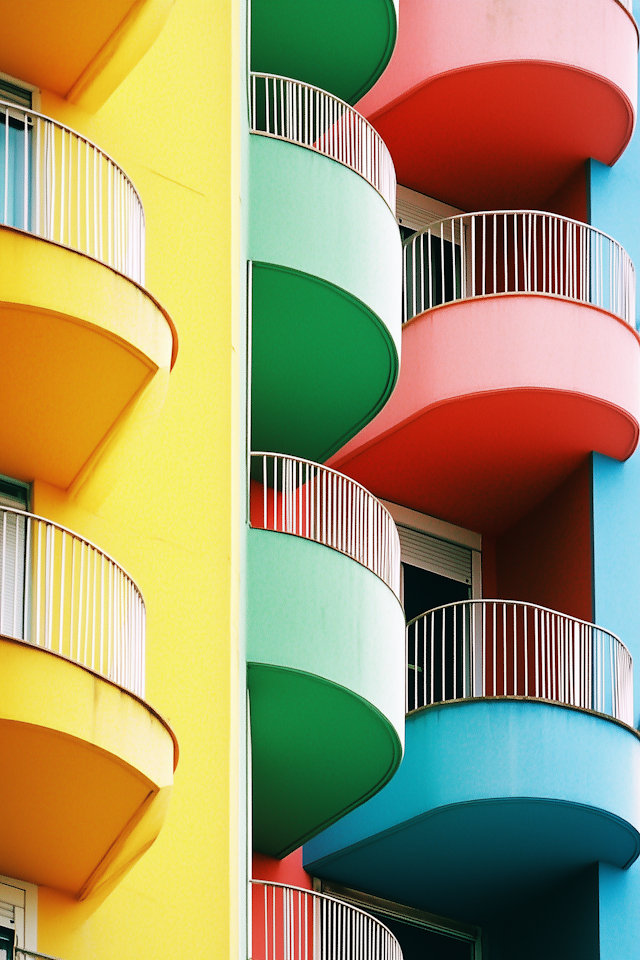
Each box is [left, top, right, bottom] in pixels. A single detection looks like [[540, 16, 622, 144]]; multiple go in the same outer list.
[[405, 599, 633, 726]]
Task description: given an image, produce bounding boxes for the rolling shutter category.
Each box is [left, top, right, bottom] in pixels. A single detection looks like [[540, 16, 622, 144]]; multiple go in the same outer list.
[[397, 524, 472, 586]]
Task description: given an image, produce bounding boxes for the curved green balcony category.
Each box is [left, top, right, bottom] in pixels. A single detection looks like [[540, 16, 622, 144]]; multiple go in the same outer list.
[[249, 74, 401, 463], [247, 453, 405, 858], [251, 0, 398, 105]]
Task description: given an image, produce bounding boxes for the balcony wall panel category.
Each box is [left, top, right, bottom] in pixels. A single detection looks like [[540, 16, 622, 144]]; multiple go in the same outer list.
[[331, 295, 640, 534], [249, 134, 401, 462], [357, 0, 638, 209], [248, 526, 405, 858], [304, 699, 640, 922]]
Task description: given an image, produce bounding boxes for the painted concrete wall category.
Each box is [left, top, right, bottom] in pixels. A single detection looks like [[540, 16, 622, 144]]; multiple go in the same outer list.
[[7, 0, 248, 957], [586, 4, 640, 953]]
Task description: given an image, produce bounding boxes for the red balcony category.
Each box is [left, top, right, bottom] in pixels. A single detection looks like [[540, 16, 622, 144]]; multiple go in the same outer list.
[[331, 211, 640, 534], [357, 0, 638, 210]]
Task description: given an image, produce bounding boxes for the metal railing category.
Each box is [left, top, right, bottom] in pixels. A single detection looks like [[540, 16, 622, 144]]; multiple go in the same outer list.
[[0, 100, 144, 283], [403, 211, 635, 326], [249, 73, 396, 212], [406, 600, 633, 725], [250, 453, 400, 598], [0, 506, 145, 698], [251, 881, 403, 960]]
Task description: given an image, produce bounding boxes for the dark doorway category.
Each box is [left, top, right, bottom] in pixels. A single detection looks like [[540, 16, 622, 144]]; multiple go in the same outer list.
[[375, 913, 474, 960], [402, 563, 470, 623]]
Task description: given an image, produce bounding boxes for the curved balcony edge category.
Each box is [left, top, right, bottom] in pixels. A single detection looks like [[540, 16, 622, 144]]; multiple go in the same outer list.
[[0, 632, 176, 898], [303, 699, 640, 919], [247, 462, 405, 857], [0, 227, 175, 488], [330, 293, 640, 534], [250, 0, 398, 106]]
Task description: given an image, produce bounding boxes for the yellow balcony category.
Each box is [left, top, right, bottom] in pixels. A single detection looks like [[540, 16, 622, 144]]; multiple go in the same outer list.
[[0, 505, 176, 899], [0, 102, 175, 489]]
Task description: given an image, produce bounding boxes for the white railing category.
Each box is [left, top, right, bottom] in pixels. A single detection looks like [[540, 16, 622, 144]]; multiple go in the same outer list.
[[0, 506, 145, 698], [0, 100, 144, 283], [403, 211, 635, 326], [250, 453, 400, 598], [251, 881, 403, 960], [249, 73, 396, 213], [406, 600, 633, 725]]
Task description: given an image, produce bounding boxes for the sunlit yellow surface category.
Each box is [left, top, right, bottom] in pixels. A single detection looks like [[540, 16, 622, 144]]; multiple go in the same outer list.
[[0, 0, 175, 111], [11, 0, 246, 957], [0, 637, 175, 898], [0, 228, 174, 488]]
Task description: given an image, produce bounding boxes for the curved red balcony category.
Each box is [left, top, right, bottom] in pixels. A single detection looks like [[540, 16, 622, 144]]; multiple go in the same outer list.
[[357, 0, 638, 210], [331, 211, 640, 534]]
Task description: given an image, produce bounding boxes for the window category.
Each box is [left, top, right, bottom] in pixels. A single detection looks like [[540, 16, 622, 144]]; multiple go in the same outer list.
[[0, 876, 37, 953], [0, 72, 39, 232], [0, 477, 29, 639]]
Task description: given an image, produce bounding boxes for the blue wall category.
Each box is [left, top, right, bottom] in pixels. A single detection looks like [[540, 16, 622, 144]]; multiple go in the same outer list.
[[588, 7, 640, 954], [589, 0, 640, 726]]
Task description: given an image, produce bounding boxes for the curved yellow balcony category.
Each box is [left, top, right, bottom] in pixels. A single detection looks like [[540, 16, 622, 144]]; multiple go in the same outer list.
[[0, 103, 175, 488], [0, 506, 176, 899]]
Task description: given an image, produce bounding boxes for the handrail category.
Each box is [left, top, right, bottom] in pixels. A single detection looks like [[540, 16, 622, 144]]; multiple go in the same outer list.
[[406, 599, 633, 725], [402, 210, 636, 326], [250, 453, 401, 598], [250, 880, 404, 960], [249, 72, 396, 213], [0, 506, 145, 698], [0, 99, 145, 284]]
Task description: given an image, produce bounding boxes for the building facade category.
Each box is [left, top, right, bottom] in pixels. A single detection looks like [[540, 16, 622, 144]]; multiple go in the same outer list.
[[0, 1, 638, 959]]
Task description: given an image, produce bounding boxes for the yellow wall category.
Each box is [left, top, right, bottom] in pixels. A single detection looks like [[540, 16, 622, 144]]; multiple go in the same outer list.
[[10, 0, 245, 957]]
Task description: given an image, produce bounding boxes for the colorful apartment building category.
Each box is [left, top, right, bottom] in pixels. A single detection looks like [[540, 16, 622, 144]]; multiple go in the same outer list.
[[0, 1, 639, 959]]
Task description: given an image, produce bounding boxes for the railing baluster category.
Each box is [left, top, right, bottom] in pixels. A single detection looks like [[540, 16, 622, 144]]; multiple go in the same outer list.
[[399, 208, 634, 327], [402, 600, 632, 726]]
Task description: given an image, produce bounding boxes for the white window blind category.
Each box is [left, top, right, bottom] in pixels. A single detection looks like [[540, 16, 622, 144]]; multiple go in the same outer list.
[[398, 524, 472, 586]]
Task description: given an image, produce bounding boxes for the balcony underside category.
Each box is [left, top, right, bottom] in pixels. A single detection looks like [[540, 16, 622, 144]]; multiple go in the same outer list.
[[251, 263, 398, 463], [304, 699, 640, 924], [368, 62, 633, 210], [331, 296, 640, 535], [0, 635, 176, 899], [0, 228, 174, 489], [251, 0, 398, 105], [247, 528, 404, 858], [0, 0, 174, 110], [357, 0, 637, 210], [249, 135, 401, 462]]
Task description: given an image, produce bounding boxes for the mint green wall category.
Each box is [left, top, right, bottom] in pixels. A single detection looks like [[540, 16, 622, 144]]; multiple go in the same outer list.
[[248, 135, 402, 362], [247, 527, 405, 736]]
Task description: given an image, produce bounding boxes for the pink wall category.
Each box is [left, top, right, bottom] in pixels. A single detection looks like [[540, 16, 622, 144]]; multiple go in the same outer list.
[[359, 0, 637, 122]]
